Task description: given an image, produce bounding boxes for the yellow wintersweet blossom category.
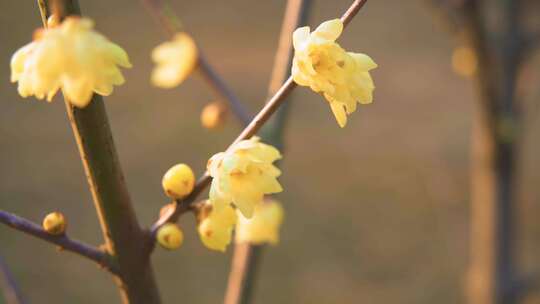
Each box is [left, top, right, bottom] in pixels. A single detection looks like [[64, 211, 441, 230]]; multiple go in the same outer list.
[[207, 137, 283, 218], [236, 200, 284, 245], [151, 32, 198, 88], [10, 17, 131, 108], [198, 203, 237, 252], [291, 19, 377, 127]]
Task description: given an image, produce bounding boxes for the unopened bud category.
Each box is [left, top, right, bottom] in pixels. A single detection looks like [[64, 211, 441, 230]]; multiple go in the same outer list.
[[162, 164, 195, 199], [201, 102, 227, 129], [157, 223, 184, 250], [42, 212, 66, 235]]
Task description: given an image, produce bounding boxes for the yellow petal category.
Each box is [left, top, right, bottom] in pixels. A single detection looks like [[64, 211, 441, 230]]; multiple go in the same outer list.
[[329, 101, 347, 128], [198, 204, 237, 252], [313, 19, 343, 41], [151, 32, 198, 88], [349, 52, 377, 70], [292, 26, 310, 50], [236, 200, 284, 245]]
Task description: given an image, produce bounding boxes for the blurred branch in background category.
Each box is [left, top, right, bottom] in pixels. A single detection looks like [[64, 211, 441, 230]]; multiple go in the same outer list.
[[0, 210, 118, 274], [141, 0, 251, 126], [37, 1, 162, 303], [0, 255, 26, 304], [429, 0, 540, 303], [223, 0, 313, 303], [223, 0, 370, 303]]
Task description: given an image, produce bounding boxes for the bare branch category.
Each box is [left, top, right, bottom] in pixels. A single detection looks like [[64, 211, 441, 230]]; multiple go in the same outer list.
[[150, 0, 371, 239], [198, 54, 251, 125], [0, 210, 118, 275], [141, 0, 251, 126]]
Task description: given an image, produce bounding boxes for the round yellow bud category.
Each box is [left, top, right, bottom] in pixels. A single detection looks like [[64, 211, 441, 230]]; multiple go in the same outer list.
[[162, 164, 195, 199], [42, 212, 66, 235], [157, 223, 184, 250], [201, 102, 227, 129]]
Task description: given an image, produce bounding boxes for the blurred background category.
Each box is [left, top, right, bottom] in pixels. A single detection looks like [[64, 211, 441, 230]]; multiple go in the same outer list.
[[1, 0, 540, 303]]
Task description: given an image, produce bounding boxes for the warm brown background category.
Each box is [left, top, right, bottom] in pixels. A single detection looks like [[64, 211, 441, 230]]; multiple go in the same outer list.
[[1, 1, 540, 303]]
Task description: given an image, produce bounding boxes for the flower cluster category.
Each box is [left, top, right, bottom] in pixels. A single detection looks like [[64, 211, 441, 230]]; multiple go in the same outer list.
[[191, 137, 284, 251], [10, 17, 131, 107], [197, 199, 284, 251], [10, 13, 378, 255], [291, 19, 377, 127]]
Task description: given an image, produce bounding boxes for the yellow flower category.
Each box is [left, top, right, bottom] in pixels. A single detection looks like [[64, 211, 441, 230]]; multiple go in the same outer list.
[[151, 32, 198, 88], [236, 200, 284, 245], [291, 19, 377, 127], [198, 203, 237, 252], [10, 17, 132, 108], [207, 137, 283, 218]]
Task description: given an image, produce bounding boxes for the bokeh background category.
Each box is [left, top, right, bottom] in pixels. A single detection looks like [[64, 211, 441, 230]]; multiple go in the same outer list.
[[1, 1, 540, 303]]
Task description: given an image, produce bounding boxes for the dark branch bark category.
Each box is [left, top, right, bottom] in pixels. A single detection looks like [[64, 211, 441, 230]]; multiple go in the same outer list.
[[36, 1, 161, 303], [0, 210, 117, 274]]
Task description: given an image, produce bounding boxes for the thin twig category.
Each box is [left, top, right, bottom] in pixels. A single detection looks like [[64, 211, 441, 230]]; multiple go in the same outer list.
[[198, 54, 251, 125], [0, 255, 26, 304], [223, 0, 312, 302], [150, 0, 370, 237], [0, 210, 118, 275], [141, 0, 251, 125]]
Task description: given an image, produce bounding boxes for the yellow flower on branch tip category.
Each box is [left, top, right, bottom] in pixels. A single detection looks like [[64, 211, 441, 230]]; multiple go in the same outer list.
[[198, 203, 237, 252], [291, 19, 377, 128], [207, 137, 283, 219], [236, 200, 284, 245], [151, 32, 198, 88], [10, 17, 132, 108]]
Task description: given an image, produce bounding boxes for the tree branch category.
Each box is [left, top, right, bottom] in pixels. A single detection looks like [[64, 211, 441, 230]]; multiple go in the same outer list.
[[0, 210, 117, 275], [0, 254, 26, 304], [141, 0, 251, 125], [223, 0, 313, 303], [37, 1, 161, 303], [150, 0, 371, 238]]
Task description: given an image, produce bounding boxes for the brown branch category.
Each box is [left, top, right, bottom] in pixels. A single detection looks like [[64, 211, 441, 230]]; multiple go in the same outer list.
[[0, 210, 117, 275], [0, 254, 26, 304], [37, 1, 161, 303], [223, 0, 312, 303], [150, 0, 371, 238], [141, 0, 251, 125]]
